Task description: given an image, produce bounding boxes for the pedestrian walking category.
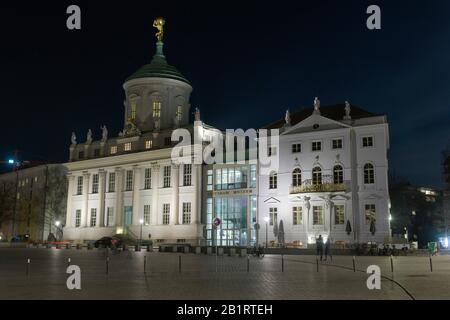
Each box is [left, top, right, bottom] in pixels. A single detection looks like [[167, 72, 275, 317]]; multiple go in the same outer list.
[[316, 235, 324, 261]]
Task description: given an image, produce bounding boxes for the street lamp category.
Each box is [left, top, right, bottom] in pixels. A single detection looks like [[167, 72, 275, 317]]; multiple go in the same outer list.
[[264, 217, 270, 248], [139, 219, 144, 248]]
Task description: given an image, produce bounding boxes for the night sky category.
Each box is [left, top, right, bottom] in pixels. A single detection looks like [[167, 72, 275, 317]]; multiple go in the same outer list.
[[0, 0, 449, 188]]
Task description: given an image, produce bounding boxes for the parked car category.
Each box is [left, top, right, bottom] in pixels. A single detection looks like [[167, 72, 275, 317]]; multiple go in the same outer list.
[[94, 236, 123, 248]]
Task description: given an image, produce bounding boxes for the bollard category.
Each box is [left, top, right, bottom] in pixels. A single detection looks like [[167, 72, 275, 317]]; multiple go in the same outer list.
[[123, 244, 128, 251], [106, 257, 109, 275], [76, 243, 81, 250], [352, 256, 356, 272], [135, 245, 141, 252], [67, 257, 71, 267], [66, 243, 70, 250], [247, 255, 250, 273], [26, 258, 30, 276], [147, 244, 152, 252], [316, 257, 319, 272], [390, 255, 394, 274], [282, 254, 284, 272], [144, 255, 147, 274], [429, 255, 433, 272], [178, 255, 181, 273]]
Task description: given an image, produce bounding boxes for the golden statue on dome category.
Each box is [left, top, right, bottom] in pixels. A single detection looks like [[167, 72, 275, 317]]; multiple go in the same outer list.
[[153, 17, 165, 42]]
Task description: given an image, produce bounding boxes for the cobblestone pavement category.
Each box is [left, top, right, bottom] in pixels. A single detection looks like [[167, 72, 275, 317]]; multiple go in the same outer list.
[[0, 248, 448, 300]]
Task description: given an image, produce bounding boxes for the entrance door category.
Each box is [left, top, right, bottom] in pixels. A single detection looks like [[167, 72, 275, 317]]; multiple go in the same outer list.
[[123, 206, 133, 231]]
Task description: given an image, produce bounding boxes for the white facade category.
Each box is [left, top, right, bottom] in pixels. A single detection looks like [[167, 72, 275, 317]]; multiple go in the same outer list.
[[258, 104, 391, 246]]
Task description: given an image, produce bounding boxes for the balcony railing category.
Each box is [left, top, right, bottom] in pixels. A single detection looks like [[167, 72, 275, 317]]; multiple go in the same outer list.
[[289, 176, 349, 194]]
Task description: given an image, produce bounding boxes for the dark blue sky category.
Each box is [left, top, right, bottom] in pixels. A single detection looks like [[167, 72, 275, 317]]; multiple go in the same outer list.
[[0, 0, 449, 188]]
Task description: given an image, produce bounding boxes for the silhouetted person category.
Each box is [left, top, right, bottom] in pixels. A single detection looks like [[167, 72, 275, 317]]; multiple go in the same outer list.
[[316, 235, 324, 261], [324, 238, 331, 261]]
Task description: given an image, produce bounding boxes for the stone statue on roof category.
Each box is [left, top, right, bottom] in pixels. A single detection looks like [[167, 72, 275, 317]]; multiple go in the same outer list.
[[313, 97, 321, 115], [71, 132, 77, 145], [194, 107, 201, 121], [86, 129, 93, 144], [344, 101, 352, 120], [285, 110, 291, 126], [101, 125, 108, 141]]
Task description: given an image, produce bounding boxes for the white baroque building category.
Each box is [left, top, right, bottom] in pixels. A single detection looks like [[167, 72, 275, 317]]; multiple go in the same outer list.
[[64, 32, 219, 245], [258, 100, 391, 246]]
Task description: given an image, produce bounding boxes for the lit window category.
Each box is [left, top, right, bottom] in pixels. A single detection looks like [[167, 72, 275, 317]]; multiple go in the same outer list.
[[153, 101, 161, 118], [183, 164, 192, 186], [144, 205, 151, 225], [207, 170, 213, 191], [292, 168, 301, 187], [292, 143, 301, 153], [364, 163, 375, 184], [333, 165, 344, 184], [90, 208, 97, 227], [269, 172, 277, 189], [162, 204, 170, 225], [312, 167, 322, 185], [92, 174, 99, 194], [145, 140, 153, 149], [106, 207, 114, 226], [110, 146, 117, 154], [365, 204, 376, 224], [182, 202, 191, 224], [313, 206, 323, 225], [250, 165, 257, 188], [362, 136, 374, 147], [332, 139, 343, 149], [130, 101, 137, 120], [163, 166, 171, 188], [144, 168, 152, 189], [108, 172, 116, 192], [125, 170, 133, 191], [269, 208, 278, 226], [176, 105, 183, 121], [334, 205, 345, 225], [312, 141, 322, 152], [124, 142, 132, 152], [76, 176, 83, 195], [293, 206, 302, 225], [75, 210, 81, 227]]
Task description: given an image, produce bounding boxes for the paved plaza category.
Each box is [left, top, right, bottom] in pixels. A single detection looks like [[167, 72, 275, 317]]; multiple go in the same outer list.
[[0, 248, 449, 300]]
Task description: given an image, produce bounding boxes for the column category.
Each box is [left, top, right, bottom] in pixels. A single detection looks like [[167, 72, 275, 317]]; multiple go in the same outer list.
[[98, 169, 106, 227], [82, 172, 90, 227], [132, 165, 141, 225], [151, 164, 160, 225], [66, 174, 75, 227], [115, 168, 124, 228], [171, 164, 180, 225], [194, 164, 202, 224]]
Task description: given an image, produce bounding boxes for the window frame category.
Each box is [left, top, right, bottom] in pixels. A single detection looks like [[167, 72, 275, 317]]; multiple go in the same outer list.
[[293, 206, 302, 225], [312, 140, 322, 152]]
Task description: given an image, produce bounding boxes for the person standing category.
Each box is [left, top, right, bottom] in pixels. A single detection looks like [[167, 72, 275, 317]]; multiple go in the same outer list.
[[316, 235, 324, 261], [324, 238, 331, 261]]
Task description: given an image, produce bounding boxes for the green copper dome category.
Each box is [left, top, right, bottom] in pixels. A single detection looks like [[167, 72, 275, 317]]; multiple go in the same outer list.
[[126, 42, 190, 84]]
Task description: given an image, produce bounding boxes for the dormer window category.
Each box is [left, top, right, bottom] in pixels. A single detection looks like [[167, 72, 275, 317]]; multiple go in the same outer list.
[[176, 105, 183, 121], [124, 142, 132, 152], [145, 140, 153, 149], [130, 101, 137, 120], [110, 146, 117, 155], [153, 101, 161, 118]]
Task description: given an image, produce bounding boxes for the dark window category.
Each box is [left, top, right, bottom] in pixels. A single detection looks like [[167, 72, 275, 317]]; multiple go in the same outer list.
[[94, 149, 100, 157], [78, 151, 84, 159]]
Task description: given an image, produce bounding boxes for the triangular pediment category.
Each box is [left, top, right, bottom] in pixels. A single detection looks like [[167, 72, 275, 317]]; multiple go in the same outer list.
[[282, 114, 350, 135], [263, 197, 281, 204]]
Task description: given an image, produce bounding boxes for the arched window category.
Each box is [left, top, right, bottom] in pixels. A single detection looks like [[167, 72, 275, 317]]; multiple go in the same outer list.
[[292, 168, 301, 187], [312, 167, 322, 185], [364, 163, 375, 184], [333, 165, 343, 184], [269, 172, 277, 189]]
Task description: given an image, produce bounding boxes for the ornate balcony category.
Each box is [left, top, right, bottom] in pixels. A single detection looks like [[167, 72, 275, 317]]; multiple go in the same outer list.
[[289, 175, 349, 194]]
